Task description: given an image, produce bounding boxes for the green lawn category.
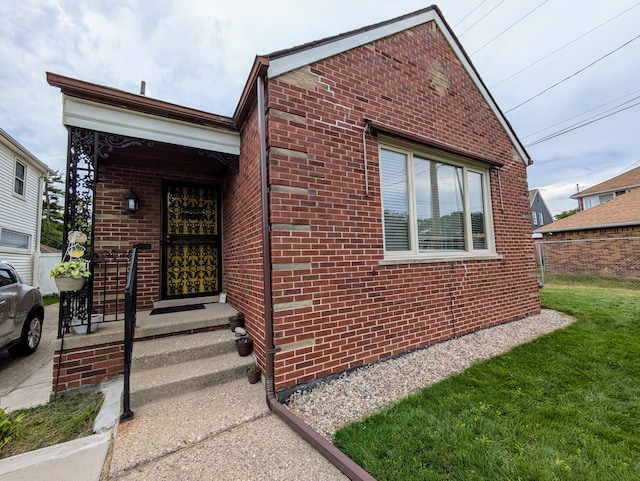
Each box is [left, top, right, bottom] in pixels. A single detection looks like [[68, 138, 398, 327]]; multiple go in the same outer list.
[[334, 285, 640, 480], [0, 392, 103, 458]]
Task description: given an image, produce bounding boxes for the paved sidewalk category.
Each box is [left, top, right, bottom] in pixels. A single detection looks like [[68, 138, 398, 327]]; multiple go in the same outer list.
[[108, 378, 349, 481]]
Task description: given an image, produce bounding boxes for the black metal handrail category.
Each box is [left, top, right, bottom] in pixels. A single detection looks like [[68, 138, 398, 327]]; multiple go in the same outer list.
[[120, 243, 151, 423]]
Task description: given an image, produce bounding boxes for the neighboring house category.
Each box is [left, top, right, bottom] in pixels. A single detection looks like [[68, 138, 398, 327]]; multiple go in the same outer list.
[[47, 7, 539, 394], [0, 128, 51, 285], [572, 165, 640, 210], [529, 189, 554, 229], [536, 187, 640, 279]]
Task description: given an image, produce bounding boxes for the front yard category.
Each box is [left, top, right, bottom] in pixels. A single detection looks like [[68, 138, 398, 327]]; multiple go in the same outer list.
[[334, 284, 640, 480]]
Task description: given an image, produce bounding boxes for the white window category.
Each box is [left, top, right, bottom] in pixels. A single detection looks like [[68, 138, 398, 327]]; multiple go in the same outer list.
[[583, 193, 614, 210], [537, 211, 544, 225], [380, 144, 494, 259], [532, 212, 538, 225], [0, 229, 30, 250], [14, 160, 26, 197]]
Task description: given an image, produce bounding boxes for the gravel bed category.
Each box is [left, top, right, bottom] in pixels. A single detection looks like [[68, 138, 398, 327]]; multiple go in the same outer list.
[[286, 309, 573, 441]]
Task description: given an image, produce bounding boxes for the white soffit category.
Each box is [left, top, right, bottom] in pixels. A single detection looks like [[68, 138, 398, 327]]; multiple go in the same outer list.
[[61, 96, 240, 155], [267, 9, 529, 164]]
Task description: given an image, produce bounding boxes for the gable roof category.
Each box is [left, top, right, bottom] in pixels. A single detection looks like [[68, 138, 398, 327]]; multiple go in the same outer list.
[[572, 166, 640, 199], [538, 187, 640, 233], [0, 127, 52, 175], [234, 6, 530, 165], [529, 189, 540, 206]]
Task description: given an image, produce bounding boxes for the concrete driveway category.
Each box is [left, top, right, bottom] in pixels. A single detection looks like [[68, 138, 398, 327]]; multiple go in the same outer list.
[[0, 302, 58, 400]]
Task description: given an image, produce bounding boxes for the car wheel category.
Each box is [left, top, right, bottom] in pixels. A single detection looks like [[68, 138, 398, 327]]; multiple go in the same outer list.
[[8, 313, 43, 357]]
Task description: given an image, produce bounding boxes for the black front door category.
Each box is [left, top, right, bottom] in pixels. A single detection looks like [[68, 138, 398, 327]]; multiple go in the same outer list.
[[162, 183, 221, 299]]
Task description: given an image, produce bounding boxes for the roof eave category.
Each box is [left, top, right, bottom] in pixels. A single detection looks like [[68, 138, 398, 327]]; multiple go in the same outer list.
[[537, 220, 640, 233], [0, 127, 52, 174], [46, 72, 237, 132], [233, 56, 270, 129]]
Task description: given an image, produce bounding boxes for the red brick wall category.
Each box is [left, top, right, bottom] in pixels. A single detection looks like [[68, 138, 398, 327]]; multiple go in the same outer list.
[[537, 226, 640, 278], [265, 21, 540, 389], [222, 108, 267, 371], [93, 162, 223, 312], [53, 343, 124, 392]]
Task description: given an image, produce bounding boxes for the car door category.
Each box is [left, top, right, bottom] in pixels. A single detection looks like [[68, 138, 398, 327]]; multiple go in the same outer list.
[[0, 266, 18, 347]]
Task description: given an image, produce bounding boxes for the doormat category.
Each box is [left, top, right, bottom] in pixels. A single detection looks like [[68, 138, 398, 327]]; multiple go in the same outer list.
[[150, 304, 205, 315]]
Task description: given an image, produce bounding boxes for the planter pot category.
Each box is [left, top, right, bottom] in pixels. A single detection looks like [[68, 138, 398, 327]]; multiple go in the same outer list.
[[229, 314, 245, 332], [235, 337, 253, 357], [54, 276, 85, 292], [71, 314, 102, 334], [247, 368, 261, 384]]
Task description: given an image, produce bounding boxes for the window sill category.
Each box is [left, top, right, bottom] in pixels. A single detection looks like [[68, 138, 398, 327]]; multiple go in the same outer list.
[[380, 253, 503, 265]]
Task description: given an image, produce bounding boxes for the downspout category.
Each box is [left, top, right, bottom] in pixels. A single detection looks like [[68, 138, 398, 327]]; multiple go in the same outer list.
[[257, 77, 376, 481]]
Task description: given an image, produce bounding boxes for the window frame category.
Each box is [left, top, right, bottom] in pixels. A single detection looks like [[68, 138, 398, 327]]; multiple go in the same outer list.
[[13, 159, 26, 198], [379, 139, 497, 263], [0, 228, 31, 251]]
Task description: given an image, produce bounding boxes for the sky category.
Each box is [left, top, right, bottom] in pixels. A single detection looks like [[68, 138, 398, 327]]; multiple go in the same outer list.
[[1, 0, 639, 215]]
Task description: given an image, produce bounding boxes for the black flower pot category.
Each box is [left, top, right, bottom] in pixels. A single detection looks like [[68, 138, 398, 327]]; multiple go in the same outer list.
[[235, 337, 253, 357], [247, 368, 261, 384], [229, 314, 245, 332]]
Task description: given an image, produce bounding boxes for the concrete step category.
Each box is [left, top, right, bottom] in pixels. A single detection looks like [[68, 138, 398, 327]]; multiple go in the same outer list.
[[130, 351, 253, 408], [132, 329, 236, 371]]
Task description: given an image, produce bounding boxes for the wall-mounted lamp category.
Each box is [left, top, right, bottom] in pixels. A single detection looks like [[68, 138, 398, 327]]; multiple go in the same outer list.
[[125, 189, 139, 213]]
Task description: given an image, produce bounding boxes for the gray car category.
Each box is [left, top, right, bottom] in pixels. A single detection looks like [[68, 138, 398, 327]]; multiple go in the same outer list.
[[0, 261, 45, 356]]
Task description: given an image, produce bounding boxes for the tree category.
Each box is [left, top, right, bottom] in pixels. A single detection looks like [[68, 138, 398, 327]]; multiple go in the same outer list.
[[41, 170, 65, 249], [555, 208, 578, 221]]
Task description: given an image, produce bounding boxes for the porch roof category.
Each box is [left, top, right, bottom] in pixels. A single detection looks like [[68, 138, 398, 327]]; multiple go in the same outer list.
[[46, 72, 240, 156]]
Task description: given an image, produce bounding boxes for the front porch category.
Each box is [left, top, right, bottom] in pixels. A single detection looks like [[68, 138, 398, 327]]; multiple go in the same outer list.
[[52, 299, 246, 398]]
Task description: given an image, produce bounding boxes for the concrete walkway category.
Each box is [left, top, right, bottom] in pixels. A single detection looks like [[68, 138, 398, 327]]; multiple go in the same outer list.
[[109, 379, 349, 481], [0, 303, 351, 481]]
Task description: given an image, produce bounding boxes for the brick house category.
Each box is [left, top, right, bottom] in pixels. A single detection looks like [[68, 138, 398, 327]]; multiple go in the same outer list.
[[536, 187, 640, 280], [47, 6, 539, 395]]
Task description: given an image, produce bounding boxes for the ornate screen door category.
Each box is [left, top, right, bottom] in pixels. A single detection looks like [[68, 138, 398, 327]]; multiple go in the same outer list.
[[163, 183, 221, 299]]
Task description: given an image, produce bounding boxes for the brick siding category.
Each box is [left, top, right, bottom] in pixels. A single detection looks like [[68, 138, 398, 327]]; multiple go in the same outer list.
[[261, 20, 540, 389]]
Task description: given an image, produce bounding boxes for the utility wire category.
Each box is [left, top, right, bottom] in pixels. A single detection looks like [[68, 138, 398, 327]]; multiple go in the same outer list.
[[459, 0, 505, 36], [522, 88, 640, 139], [505, 33, 640, 113], [453, 0, 489, 28], [526, 100, 640, 146], [470, 0, 550, 55], [491, 1, 640, 88]]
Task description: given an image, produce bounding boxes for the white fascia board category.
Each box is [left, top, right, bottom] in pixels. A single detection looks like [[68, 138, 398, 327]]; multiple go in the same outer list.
[[268, 10, 529, 165], [62, 96, 240, 155]]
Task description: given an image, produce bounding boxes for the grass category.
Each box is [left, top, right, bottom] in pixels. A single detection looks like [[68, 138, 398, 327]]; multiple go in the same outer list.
[[334, 284, 640, 480], [0, 392, 103, 459], [42, 294, 60, 306]]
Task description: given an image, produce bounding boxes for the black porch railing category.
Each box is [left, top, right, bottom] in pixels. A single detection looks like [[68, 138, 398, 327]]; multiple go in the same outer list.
[[120, 243, 151, 423]]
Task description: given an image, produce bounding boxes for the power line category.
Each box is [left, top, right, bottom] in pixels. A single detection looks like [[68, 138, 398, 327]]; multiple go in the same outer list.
[[521, 88, 640, 140], [453, 0, 489, 28], [458, 0, 505, 36], [526, 100, 640, 146], [505, 33, 640, 113], [491, 1, 640, 88], [470, 0, 550, 55]]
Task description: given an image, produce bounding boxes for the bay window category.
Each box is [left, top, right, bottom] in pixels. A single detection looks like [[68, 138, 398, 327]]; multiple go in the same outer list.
[[380, 143, 494, 259]]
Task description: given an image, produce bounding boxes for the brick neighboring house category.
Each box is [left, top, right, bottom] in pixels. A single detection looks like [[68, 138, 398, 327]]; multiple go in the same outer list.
[[47, 6, 540, 395], [536, 187, 640, 279], [572, 165, 640, 210], [529, 189, 554, 229]]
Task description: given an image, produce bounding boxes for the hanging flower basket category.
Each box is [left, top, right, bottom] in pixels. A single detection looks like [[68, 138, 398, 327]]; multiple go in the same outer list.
[[235, 337, 253, 357], [54, 276, 86, 292]]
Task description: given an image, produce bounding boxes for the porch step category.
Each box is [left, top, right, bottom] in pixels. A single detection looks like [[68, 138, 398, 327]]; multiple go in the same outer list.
[[132, 330, 236, 370], [130, 350, 253, 408]]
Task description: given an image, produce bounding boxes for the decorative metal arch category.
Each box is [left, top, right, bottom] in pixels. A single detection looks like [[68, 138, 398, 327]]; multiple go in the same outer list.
[[58, 127, 147, 337]]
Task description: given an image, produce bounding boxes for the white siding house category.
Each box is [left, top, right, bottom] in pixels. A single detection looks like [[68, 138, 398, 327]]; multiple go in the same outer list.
[[0, 128, 51, 285]]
